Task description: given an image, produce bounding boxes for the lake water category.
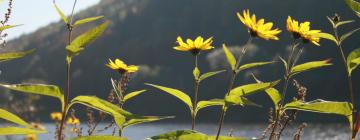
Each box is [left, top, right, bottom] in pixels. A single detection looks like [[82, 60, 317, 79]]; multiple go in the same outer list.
[[2, 123, 356, 140]]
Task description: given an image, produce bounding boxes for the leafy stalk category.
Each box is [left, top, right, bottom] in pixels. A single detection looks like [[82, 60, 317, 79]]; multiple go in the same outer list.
[[215, 37, 252, 140], [192, 55, 200, 130], [58, 1, 78, 139]]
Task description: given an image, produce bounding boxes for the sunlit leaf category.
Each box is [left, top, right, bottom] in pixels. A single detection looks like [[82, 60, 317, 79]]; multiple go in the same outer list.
[[347, 48, 360, 76], [290, 59, 332, 77], [193, 67, 200, 80], [54, 4, 68, 24], [69, 96, 129, 127], [229, 80, 280, 97], [145, 83, 193, 111], [149, 130, 249, 140], [0, 108, 31, 127], [122, 116, 174, 129], [238, 61, 275, 72], [74, 16, 104, 27], [313, 32, 338, 45], [0, 83, 65, 111], [222, 44, 236, 70], [196, 99, 225, 113], [340, 28, 360, 44], [252, 74, 282, 110], [0, 24, 22, 31], [284, 99, 353, 128], [66, 21, 109, 61], [199, 70, 225, 82], [71, 135, 128, 140], [0, 49, 35, 62], [0, 127, 46, 135], [336, 20, 355, 28], [123, 90, 147, 102], [345, 0, 360, 17]]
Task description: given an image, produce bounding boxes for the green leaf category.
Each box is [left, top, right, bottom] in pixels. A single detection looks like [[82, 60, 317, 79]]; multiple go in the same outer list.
[[347, 48, 360, 76], [199, 70, 226, 82], [74, 16, 104, 27], [0, 24, 22, 31], [122, 116, 174, 129], [222, 44, 236, 70], [69, 96, 129, 127], [238, 61, 275, 72], [71, 135, 128, 140], [54, 4, 68, 24], [326, 16, 336, 28], [340, 28, 360, 45], [279, 56, 288, 72], [149, 130, 249, 140], [336, 20, 355, 28], [229, 80, 280, 97], [345, 0, 360, 17], [252, 74, 282, 110], [123, 90, 147, 102], [0, 83, 65, 111], [66, 21, 109, 59], [193, 67, 200, 80], [290, 59, 332, 77], [0, 127, 46, 135], [284, 99, 353, 128], [196, 99, 225, 113], [0, 108, 30, 127], [0, 49, 35, 62], [145, 83, 193, 111], [313, 32, 338, 45], [351, 57, 360, 64]]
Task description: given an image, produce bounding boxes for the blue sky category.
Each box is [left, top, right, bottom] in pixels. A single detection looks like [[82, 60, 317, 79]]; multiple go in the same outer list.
[[0, 0, 100, 39]]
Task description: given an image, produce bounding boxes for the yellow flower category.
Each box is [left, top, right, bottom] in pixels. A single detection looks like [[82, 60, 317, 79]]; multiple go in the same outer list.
[[66, 117, 80, 125], [173, 36, 214, 55], [26, 134, 37, 140], [286, 16, 322, 46], [106, 59, 139, 73], [237, 9, 281, 40], [70, 127, 79, 133], [50, 112, 63, 121]]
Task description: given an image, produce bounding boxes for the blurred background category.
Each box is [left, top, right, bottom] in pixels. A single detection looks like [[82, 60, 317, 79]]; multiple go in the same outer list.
[[0, 0, 359, 125]]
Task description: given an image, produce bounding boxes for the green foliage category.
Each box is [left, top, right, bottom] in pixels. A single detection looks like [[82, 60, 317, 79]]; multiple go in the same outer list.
[[340, 28, 360, 45], [0, 24, 22, 31], [66, 21, 109, 63], [71, 136, 128, 140], [198, 70, 226, 82], [73, 16, 104, 27], [290, 60, 332, 77], [238, 61, 275, 72], [193, 67, 200, 80], [54, 4, 68, 24], [327, 16, 354, 28], [0, 49, 35, 62], [222, 44, 236, 71], [69, 96, 171, 129], [149, 130, 250, 140], [314, 33, 338, 45], [229, 80, 280, 97], [0, 127, 46, 135], [0, 108, 31, 127], [347, 48, 360, 76], [196, 99, 225, 113], [345, 0, 360, 17], [145, 83, 193, 111], [0, 83, 65, 111], [252, 75, 282, 110], [123, 89, 147, 102], [284, 99, 353, 128]]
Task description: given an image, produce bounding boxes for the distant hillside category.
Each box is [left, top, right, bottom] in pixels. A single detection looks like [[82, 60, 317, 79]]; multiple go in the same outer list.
[[1, 0, 359, 122]]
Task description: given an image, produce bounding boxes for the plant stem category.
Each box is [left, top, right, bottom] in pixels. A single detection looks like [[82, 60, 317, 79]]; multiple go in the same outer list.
[[215, 37, 252, 140], [192, 55, 200, 130], [333, 27, 356, 130], [269, 40, 299, 140], [57, 1, 77, 139]]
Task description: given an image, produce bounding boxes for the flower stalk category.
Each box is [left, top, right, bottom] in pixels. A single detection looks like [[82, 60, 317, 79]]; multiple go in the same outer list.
[[192, 55, 200, 130]]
